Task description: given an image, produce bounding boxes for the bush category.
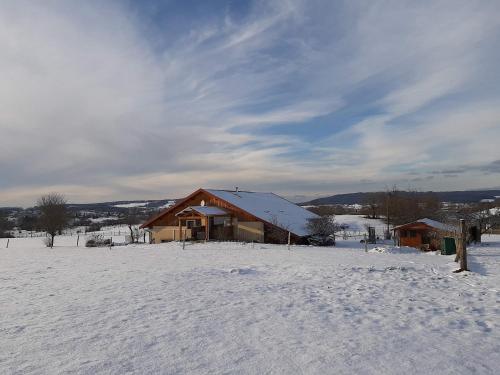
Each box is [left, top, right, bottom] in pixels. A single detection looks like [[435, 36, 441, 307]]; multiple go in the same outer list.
[[85, 223, 102, 233], [85, 234, 112, 247], [0, 231, 14, 238], [306, 216, 338, 237], [43, 237, 53, 247]]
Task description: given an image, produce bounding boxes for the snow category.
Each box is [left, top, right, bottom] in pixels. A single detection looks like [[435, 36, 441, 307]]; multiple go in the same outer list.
[[205, 189, 319, 236], [392, 218, 458, 233], [335, 214, 387, 235], [368, 245, 424, 254], [1, 236, 500, 374], [488, 207, 500, 216], [89, 216, 119, 223], [416, 218, 458, 232], [158, 200, 176, 210], [113, 202, 148, 208]]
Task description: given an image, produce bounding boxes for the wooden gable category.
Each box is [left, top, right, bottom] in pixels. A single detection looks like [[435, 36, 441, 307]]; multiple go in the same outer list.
[[143, 189, 260, 227]]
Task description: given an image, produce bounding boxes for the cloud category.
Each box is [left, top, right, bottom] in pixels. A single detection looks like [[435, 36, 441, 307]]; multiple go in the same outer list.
[[0, 0, 499, 206], [481, 160, 500, 174]]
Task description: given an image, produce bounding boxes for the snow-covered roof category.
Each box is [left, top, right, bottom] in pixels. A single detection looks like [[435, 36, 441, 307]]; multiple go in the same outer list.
[[417, 218, 457, 232], [205, 189, 319, 236], [394, 218, 458, 232], [176, 206, 229, 216]]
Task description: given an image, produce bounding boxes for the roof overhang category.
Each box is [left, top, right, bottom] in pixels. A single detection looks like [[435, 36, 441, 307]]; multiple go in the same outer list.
[[175, 206, 230, 217]]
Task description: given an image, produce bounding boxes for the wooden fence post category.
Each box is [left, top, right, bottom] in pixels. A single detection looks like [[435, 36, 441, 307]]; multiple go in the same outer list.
[[454, 219, 469, 272], [287, 232, 291, 250], [6, 239, 9, 248], [182, 229, 186, 250], [77, 235, 80, 247], [460, 219, 468, 271]]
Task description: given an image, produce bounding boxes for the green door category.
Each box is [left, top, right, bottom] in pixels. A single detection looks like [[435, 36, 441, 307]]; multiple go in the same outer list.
[[441, 237, 456, 255]]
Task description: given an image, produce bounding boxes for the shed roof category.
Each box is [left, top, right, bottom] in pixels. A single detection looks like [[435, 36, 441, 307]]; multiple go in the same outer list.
[[393, 218, 458, 232]]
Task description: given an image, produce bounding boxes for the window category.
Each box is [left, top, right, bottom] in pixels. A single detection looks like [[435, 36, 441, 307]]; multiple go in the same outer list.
[[186, 220, 196, 229], [213, 216, 230, 226]]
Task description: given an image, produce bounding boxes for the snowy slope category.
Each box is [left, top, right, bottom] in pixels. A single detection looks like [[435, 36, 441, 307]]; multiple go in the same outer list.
[[335, 214, 388, 235], [1, 236, 499, 374]]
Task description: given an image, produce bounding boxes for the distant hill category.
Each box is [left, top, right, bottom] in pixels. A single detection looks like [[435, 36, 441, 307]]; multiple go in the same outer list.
[[301, 190, 500, 206], [66, 199, 177, 213]]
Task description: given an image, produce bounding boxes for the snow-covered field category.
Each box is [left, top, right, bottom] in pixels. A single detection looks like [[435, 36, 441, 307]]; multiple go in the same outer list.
[[335, 214, 388, 236], [1, 236, 500, 374]]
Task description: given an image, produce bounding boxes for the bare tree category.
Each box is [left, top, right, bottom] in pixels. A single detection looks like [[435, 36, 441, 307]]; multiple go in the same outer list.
[[362, 192, 382, 219], [124, 208, 141, 243], [0, 210, 14, 238], [306, 215, 337, 236], [36, 193, 68, 248], [471, 202, 499, 235], [455, 201, 500, 241], [375, 187, 441, 226], [266, 215, 291, 244]]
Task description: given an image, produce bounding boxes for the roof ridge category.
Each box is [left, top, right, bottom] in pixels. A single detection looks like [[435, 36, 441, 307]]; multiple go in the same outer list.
[[205, 188, 274, 194]]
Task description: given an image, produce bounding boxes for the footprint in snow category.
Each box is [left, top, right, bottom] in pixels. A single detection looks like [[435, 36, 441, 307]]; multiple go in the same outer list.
[[230, 268, 257, 275]]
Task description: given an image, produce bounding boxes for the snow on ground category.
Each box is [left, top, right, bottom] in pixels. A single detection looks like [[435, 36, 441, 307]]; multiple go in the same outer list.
[[158, 201, 176, 209], [113, 202, 148, 208], [1, 236, 499, 374], [368, 245, 425, 254], [335, 214, 388, 236], [1, 233, 128, 248], [89, 216, 119, 223]]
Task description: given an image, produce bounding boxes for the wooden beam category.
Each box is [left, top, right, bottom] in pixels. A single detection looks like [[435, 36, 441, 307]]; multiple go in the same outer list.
[[460, 219, 468, 271], [206, 217, 210, 241]]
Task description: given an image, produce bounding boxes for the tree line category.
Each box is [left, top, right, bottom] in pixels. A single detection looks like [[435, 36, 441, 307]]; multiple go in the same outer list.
[[1, 193, 146, 246], [306, 187, 499, 237]]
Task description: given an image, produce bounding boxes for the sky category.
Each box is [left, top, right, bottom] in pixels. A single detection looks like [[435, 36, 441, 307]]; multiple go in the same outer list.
[[1, 0, 500, 206]]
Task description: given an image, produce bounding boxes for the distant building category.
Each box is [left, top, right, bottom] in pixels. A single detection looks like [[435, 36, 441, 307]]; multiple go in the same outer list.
[[140, 188, 319, 244], [393, 218, 458, 251]]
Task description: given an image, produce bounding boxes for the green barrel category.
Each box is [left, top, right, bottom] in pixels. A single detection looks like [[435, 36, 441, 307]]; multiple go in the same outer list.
[[441, 237, 456, 255]]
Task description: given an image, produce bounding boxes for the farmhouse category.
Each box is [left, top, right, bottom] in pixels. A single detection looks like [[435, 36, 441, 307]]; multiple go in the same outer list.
[[140, 188, 319, 244], [393, 218, 457, 251]]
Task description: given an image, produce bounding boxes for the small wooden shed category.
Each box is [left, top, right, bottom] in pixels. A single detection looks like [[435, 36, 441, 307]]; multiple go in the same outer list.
[[393, 218, 457, 251]]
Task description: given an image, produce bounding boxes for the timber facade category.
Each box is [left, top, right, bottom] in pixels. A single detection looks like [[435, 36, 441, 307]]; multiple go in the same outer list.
[[393, 218, 457, 251], [141, 188, 317, 244]]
